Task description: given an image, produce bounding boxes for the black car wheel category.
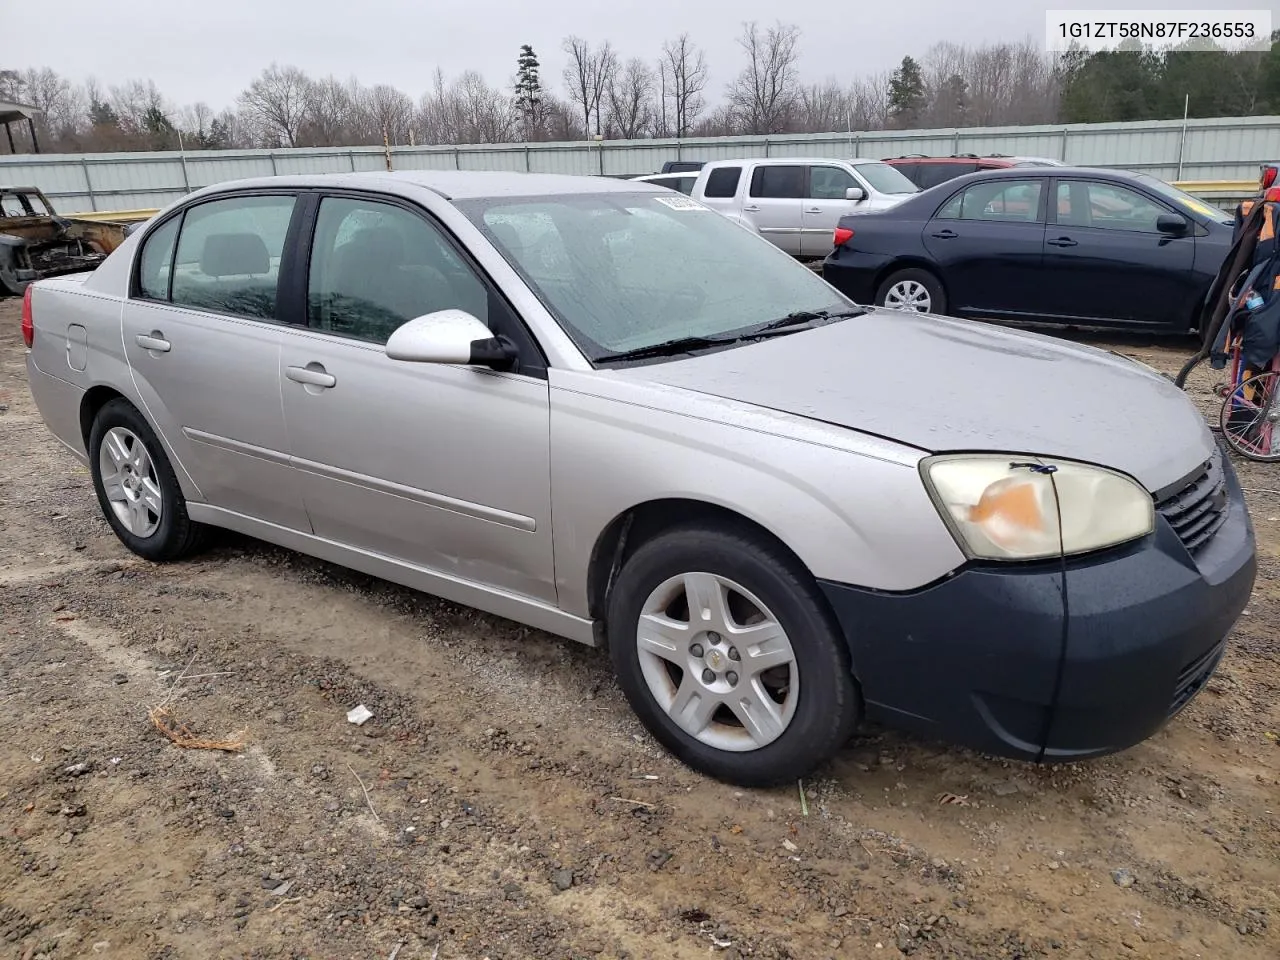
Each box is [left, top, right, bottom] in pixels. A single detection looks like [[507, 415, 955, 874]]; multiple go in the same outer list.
[[876, 268, 946, 314]]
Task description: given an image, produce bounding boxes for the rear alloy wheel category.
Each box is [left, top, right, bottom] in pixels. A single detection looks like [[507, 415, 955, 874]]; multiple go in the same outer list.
[[88, 398, 207, 562], [606, 525, 860, 787], [876, 268, 946, 315]]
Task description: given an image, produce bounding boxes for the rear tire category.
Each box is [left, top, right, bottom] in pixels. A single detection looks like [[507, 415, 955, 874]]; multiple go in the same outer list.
[[88, 398, 207, 562], [605, 524, 860, 787], [876, 267, 946, 314]]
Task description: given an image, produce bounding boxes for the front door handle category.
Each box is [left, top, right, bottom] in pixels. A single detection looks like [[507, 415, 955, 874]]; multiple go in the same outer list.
[[135, 332, 171, 353], [743, 204, 760, 212], [286, 364, 336, 388], [1047, 236, 1078, 247], [931, 229, 958, 239], [805, 207, 822, 214]]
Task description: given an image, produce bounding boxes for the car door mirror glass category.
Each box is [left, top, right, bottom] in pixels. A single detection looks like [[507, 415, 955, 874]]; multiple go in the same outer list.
[[846, 187, 866, 202], [1156, 212, 1188, 235], [384, 309, 514, 367]]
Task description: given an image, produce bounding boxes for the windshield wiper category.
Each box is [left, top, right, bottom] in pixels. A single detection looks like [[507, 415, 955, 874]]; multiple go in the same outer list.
[[752, 307, 865, 333], [594, 308, 864, 364]]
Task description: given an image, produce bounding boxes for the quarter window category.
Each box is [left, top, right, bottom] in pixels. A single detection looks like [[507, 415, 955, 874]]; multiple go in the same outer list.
[[169, 194, 297, 320], [136, 216, 180, 301], [936, 180, 1044, 222], [307, 196, 489, 345]]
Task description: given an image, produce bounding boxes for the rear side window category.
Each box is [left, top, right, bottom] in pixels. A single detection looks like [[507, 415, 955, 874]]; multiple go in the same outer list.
[[936, 180, 1044, 222], [169, 195, 297, 320], [136, 216, 180, 301], [749, 165, 805, 199], [703, 167, 742, 198]]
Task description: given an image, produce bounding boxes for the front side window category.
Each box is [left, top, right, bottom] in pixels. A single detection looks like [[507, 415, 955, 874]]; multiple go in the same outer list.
[[307, 196, 489, 344], [936, 180, 1044, 222], [0, 194, 26, 217], [1056, 180, 1169, 232], [169, 194, 297, 320], [808, 165, 858, 200], [749, 165, 805, 199], [461, 191, 856, 362]]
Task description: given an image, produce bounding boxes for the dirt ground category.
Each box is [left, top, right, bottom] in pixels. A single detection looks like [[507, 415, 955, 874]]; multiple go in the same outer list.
[[0, 298, 1277, 960]]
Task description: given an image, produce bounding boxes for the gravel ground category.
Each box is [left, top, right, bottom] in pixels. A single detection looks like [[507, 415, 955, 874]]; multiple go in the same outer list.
[[1, 298, 1277, 960]]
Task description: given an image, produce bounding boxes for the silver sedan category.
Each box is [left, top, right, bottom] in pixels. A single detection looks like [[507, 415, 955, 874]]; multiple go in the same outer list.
[[23, 170, 1255, 786]]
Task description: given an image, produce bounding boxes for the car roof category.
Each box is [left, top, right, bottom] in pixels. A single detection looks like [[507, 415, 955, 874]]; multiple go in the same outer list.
[[180, 169, 666, 202], [702, 157, 885, 167]]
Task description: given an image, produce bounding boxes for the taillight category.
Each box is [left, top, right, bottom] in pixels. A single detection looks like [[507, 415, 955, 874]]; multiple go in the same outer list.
[[1262, 165, 1278, 191], [21, 285, 34, 348], [833, 226, 854, 247]]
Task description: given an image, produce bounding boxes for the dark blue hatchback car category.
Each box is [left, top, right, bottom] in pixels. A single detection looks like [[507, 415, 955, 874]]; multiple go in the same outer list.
[[822, 166, 1234, 333]]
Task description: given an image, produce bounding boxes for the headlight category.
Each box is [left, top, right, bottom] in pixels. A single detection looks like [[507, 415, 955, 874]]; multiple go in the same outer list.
[[921, 455, 1155, 561]]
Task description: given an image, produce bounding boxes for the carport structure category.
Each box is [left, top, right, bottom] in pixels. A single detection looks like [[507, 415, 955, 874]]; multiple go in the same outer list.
[[0, 101, 41, 154]]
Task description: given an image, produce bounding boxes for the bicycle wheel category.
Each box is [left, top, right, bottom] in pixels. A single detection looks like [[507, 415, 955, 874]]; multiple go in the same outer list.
[[1219, 369, 1280, 462]]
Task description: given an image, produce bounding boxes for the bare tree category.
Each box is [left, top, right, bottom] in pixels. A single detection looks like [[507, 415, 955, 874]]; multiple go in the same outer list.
[[797, 79, 848, 133], [726, 21, 802, 135], [657, 34, 708, 137], [562, 36, 616, 137], [239, 63, 312, 147], [606, 58, 656, 139], [365, 83, 415, 144]]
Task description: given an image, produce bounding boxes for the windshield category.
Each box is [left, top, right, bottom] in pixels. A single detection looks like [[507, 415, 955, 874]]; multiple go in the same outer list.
[[850, 161, 919, 195], [1132, 173, 1233, 224], [457, 191, 857, 363]]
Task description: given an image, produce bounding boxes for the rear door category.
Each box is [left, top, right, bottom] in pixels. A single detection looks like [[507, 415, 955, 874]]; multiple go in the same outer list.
[[744, 164, 805, 255], [120, 192, 311, 531], [801, 164, 861, 257], [921, 177, 1050, 319], [1042, 178, 1197, 327]]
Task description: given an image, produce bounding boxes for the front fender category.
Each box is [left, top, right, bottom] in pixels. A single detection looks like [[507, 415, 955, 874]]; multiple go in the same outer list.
[[548, 370, 967, 620]]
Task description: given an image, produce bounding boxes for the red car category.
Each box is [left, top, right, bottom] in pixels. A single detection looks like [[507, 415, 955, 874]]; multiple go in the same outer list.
[[884, 154, 1064, 190]]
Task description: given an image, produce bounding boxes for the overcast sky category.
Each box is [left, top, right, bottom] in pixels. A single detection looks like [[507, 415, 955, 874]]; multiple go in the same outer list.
[[12, 0, 1279, 110]]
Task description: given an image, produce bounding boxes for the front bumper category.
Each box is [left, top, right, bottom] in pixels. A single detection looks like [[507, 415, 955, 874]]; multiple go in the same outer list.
[[818, 449, 1257, 762]]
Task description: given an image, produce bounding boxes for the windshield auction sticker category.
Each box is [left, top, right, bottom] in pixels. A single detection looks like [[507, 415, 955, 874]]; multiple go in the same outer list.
[[653, 196, 711, 211]]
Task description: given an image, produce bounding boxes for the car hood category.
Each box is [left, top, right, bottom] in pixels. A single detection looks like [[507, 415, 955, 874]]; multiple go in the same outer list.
[[615, 309, 1214, 494]]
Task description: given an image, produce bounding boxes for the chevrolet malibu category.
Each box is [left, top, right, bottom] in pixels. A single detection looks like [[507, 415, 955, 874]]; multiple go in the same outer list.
[[22, 171, 1256, 787]]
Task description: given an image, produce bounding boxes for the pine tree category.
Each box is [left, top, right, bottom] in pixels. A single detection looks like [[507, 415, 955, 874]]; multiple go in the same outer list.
[[514, 44, 543, 139], [888, 55, 926, 128]]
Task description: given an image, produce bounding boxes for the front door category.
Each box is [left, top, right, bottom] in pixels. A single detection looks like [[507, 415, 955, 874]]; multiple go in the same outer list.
[[120, 192, 310, 531], [1042, 178, 1197, 327], [921, 178, 1050, 319], [277, 193, 557, 603], [744, 164, 805, 256], [800, 164, 860, 258]]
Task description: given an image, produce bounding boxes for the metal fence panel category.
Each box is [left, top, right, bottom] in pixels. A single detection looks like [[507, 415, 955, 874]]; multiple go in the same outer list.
[[5, 114, 1280, 214]]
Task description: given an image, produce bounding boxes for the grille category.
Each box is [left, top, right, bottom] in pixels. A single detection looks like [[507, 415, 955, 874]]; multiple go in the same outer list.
[[1169, 639, 1226, 717], [1154, 450, 1228, 555]]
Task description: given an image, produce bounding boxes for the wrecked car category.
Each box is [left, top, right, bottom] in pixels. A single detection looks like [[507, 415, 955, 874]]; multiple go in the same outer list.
[[0, 186, 130, 296]]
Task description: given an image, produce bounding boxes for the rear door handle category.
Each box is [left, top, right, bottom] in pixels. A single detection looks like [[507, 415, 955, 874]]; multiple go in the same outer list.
[[286, 364, 336, 388], [931, 229, 958, 239], [135, 333, 171, 353], [1047, 237, 1078, 247]]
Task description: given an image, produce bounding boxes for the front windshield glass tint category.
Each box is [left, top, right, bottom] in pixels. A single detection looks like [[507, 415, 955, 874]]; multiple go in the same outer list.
[[851, 162, 919, 195], [458, 191, 854, 361]]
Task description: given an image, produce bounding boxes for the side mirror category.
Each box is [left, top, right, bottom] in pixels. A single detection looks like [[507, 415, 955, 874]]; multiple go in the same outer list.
[[846, 186, 867, 202], [384, 309, 516, 369], [1156, 212, 1188, 235]]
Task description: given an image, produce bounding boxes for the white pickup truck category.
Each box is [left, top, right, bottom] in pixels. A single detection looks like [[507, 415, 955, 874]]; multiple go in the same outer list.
[[682, 157, 919, 259]]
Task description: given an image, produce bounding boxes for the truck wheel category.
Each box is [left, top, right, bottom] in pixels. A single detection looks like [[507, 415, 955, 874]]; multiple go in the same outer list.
[[876, 268, 945, 314], [605, 524, 860, 787], [88, 398, 207, 562], [0, 266, 26, 298]]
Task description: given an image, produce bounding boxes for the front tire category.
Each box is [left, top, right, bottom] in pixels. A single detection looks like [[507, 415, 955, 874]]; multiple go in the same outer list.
[[876, 267, 946, 314], [606, 525, 860, 787], [88, 398, 207, 562]]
